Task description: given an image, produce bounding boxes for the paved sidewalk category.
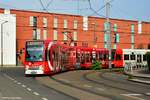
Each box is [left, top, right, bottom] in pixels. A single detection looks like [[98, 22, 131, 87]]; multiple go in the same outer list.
[[125, 69, 150, 85]]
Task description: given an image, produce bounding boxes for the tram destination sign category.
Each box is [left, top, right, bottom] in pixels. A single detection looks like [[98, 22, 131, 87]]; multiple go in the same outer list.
[[26, 41, 43, 46]]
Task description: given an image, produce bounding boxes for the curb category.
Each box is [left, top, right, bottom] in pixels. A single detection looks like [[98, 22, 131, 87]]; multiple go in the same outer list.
[[124, 71, 150, 79], [128, 78, 150, 85], [124, 71, 150, 85]]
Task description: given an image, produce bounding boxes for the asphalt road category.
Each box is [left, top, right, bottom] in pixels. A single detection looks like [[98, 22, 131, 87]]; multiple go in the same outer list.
[[48, 70, 150, 100], [1, 67, 150, 100], [0, 67, 77, 100]]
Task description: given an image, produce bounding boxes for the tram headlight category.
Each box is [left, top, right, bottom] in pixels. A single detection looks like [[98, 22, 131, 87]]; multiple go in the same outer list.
[[39, 65, 44, 71], [25, 65, 29, 70]]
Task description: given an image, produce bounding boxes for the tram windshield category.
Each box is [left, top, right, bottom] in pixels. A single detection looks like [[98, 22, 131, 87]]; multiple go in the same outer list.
[[25, 41, 44, 62]]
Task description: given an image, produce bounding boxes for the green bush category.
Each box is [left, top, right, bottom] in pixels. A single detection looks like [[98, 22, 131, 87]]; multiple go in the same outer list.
[[128, 74, 133, 79], [91, 60, 102, 70], [146, 52, 150, 71]]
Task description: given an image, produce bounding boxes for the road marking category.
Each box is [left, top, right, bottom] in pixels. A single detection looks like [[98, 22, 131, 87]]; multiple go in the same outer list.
[[59, 79, 71, 83], [14, 80, 18, 83], [33, 92, 40, 96], [96, 87, 105, 91], [22, 85, 26, 88], [83, 84, 92, 88], [17, 82, 21, 85], [42, 97, 48, 100], [1, 97, 22, 100], [121, 94, 144, 100], [27, 88, 32, 91], [3, 74, 15, 81], [145, 93, 150, 95]]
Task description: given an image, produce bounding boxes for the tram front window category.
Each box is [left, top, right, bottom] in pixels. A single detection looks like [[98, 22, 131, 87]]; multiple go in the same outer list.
[[26, 42, 44, 62]]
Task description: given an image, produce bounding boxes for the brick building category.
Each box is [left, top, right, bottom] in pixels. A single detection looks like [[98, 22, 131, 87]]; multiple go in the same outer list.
[[0, 8, 150, 65]]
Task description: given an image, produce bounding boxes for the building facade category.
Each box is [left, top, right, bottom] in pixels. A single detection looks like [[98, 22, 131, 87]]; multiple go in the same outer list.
[[0, 13, 16, 65], [0, 8, 150, 65]]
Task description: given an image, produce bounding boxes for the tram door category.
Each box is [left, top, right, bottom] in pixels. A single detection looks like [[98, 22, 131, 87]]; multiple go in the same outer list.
[[137, 54, 142, 67], [76, 51, 81, 69]]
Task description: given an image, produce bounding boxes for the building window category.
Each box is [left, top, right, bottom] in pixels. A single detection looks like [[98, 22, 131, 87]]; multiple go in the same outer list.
[[64, 19, 68, 29], [53, 30, 58, 40], [63, 31, 67, 40], [54, 17, 58, 28], [131, 24, 134, 49], [73, 20, 78, 29], [83, 16, 88, 31], [138, 21, 142, 34], [33, 29, 37, 40], [37, 29, 41, 40], [148, 44, 150, 49], [104, 33, 108, 42], [30, 16, 37, 27], [73, 31, 77, 41], [82, 42, 88, 47], [32, 28, 40, 40], [43, 29, 47, 40], [74, 42, 77, 46], [43, 17, 47, 27]]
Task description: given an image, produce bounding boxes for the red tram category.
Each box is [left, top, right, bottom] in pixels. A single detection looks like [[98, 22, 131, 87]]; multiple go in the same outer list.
[[24, 40, 76, 75], [24, 40, 123, 75]]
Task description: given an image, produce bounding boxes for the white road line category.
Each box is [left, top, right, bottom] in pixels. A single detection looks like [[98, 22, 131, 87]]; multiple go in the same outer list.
[[27, 88, 32, 91], [83, 84, 92, 88], [42, 97, 48, 100], [22, 85, 26, 88], [3, 74, 15, 81], [145, 93, 150, 95], [121, 94, 144, 100], [1, 97, 22, 100], [59, 79, 70, 83], [33, 92, 40, 96], [14, 80, 18, 83], [17, 82, 21, 85], [96, 87, 105, 91]]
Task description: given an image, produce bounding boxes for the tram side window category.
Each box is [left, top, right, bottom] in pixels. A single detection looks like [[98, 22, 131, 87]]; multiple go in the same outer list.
[[96, 53, 99, 60], [143, 55, 147, 61], [52, 51, 55, 61], [124, 54, 129, 60], [137, 55, 142, 63], [76, 53, 80, 63], [99, 53, 103, 60], [86, 53, 90, 62], [45, 49, 50, 61], [104, 53, 108, 60], [130, 54, 135, 60], [81, 53, 85, 63]]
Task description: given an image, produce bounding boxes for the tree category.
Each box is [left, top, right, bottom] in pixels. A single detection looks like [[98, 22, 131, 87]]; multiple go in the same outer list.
[[146, 52, 150, 71], [91, 60, 102, 70]]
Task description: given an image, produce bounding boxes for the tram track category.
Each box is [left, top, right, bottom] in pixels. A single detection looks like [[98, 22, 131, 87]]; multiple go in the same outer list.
[[49, 75, 113, 100], [100, 71, 150, 90], [36, 69, 150, 100], [82, 70, 150, 97]]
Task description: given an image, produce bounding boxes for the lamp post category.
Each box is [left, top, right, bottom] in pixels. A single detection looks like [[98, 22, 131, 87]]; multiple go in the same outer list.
[[105, 0, 112, 69], [1, 21, 8, 66]]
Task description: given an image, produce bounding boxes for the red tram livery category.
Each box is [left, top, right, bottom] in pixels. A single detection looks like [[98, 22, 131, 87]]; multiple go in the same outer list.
[[25, 40, 147, 75]]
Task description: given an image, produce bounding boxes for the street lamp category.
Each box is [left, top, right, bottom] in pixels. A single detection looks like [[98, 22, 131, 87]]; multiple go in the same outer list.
[[1, 21, 8, 66]]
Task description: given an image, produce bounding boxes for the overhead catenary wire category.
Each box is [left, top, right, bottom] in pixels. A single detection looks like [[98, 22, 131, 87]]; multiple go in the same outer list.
[[0, 0, 150, 45]]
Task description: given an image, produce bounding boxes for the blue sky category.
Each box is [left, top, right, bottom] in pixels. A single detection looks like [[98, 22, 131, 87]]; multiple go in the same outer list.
[[0, 0, 150, 22]]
